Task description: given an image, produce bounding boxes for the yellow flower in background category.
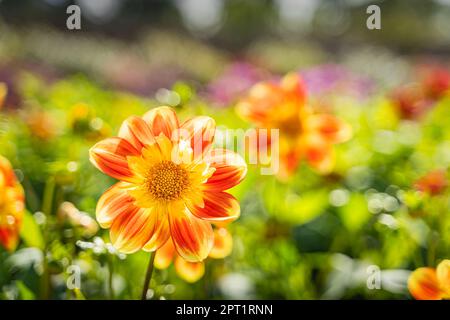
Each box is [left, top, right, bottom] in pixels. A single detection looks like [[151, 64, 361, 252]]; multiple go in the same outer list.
[[90, 106, 246, 261], [237, 73, 352, 180], [69, 103, 111, 140], [0, 156, 25, 252], [155, 228, 233, 283], [408, 259, 450, 300]]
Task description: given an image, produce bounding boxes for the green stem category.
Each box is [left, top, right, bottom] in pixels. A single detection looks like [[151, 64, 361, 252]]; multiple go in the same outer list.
[[108, 256, 114, 300], [141, 251, 156, 300], [40, 177, 55, 300]]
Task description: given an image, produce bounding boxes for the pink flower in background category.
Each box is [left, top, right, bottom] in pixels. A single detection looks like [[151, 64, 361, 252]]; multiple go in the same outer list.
[[206, 62, 269, 107], [300, 64, 374, 100]]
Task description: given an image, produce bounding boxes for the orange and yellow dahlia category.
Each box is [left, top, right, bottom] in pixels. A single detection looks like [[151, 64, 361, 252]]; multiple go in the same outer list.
[[0, 155, 25, 251], [155, 227, 233, 283], [408, 259, 450, 300], [89, 106, 246, 261], [236, 73, 351, 179]]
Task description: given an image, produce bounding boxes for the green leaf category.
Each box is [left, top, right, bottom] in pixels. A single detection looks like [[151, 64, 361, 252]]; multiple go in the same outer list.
[[20, 211, 45, 249], [338, 193, 371, 231], [264, 181, 329, 225], [15, 281, 35, 300]]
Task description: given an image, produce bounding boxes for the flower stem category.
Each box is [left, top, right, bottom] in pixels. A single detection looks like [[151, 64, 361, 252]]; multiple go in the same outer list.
[[108, 255, 114, 300], [141, 251, 156, 300]]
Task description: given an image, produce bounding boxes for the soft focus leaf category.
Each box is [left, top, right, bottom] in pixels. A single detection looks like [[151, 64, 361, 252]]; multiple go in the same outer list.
[[20, 211, 44, 250]]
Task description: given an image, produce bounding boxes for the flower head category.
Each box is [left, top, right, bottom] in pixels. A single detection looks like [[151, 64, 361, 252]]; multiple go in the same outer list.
[[89, 107, 246, 261], [408, 259, 450, 300], [0, 156, 25, 251], [154, 227, 233, 283], [237, 73, 351, 179]]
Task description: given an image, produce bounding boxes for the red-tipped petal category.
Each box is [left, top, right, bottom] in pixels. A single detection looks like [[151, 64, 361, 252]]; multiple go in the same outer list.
[[143, 106, 179, 139], [110, 206, 167, 254], [168, 203, 213, 262], [96, 182, 135, 228], [178, 116, 216, 158], [205, 149, 247, 191], [89, 137, 140, 181], [118, 116, 155, 151], [189, 191, 240, 223]]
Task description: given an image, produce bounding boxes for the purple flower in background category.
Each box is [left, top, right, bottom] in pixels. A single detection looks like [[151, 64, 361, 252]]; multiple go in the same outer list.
[[300, 64, 374, 99], [205, 62, 268, 107]]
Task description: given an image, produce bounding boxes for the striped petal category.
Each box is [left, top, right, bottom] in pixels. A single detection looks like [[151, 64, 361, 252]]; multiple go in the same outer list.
[[142, 205, 170, 252], [408, 267, 444, 300], [143, 106, 179, 139], [118, 116, 155, 151], [89, 137, 140, 182], [189, 191, 240, 223], [205, 149, 247, 191], [174, 257, 205, 283], [178, 116, 216, 159], [110, 207, 166, 254], [168, 202, 213, 262], [96, 182, 135, 228]]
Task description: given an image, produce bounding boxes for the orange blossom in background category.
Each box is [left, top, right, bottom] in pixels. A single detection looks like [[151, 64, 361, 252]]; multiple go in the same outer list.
[[0, 155, 25, 251], [408, 259, 450, 300], [236, 73, 351, 180]]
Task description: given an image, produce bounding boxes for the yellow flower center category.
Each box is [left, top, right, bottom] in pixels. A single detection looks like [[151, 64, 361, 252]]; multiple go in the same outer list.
[[146, 161, 190, 201]]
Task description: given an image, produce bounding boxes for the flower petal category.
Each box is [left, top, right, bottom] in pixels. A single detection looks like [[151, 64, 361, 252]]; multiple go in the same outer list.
[[0, 226, 20, 252], [143, 106, 179, 139], [168, 202, 213, 262], [436, 259, 450, 295], [89, 137, 140, 181], [178, 116, 216, 159], [408, 267, 444, 300], [96, 182, 135, 228], [301, 134, 334, 174], [189, 191, 240, 223], [154, 239, 176, 270], [118, 116, 155, 151], [142, 205, 170, 252], [110, 206, 166, 254], [0, 155, 16, 187], [304, 114, 352, 144], [174, 257, 205, 283], [205, 149, 247, 191], [209, 228, 233, 259]]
